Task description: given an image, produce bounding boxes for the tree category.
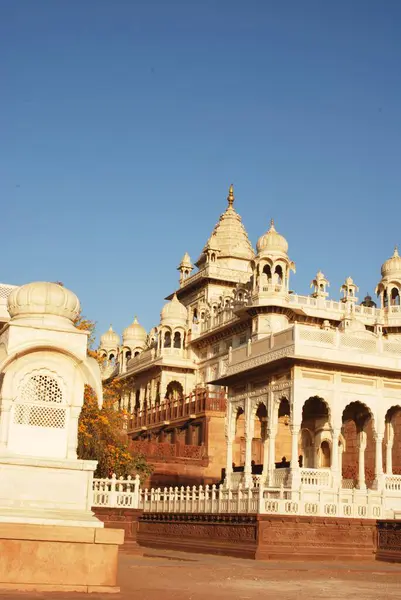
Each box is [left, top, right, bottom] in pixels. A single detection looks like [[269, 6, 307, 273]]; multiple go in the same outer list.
[[73, 309, 153, 480]]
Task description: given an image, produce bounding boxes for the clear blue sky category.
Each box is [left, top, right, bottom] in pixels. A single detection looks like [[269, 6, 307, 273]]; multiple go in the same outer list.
[[1, 1, 401, 341]]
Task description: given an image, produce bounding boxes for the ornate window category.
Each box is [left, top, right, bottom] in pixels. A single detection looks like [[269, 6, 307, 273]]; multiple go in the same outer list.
[[14, 374, 66, 429]]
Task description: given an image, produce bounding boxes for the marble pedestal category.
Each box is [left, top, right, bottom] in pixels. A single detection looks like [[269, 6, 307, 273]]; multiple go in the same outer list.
[[0, 456, 124, 592]]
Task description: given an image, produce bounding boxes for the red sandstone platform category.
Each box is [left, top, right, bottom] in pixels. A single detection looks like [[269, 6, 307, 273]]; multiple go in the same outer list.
[[0, 523, 124, 593]]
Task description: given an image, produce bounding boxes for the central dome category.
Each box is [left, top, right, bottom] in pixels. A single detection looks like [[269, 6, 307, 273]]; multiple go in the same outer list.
[[256, 220, 288, 255], [7, 282, 80, 322]]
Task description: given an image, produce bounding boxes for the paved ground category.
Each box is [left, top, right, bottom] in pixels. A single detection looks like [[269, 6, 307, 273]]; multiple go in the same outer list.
[[2, 547, 401, 599]]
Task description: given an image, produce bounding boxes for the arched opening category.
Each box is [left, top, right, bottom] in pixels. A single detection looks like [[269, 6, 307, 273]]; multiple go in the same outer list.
[[165, 380, 183, 401], [109, 353, 115, 362], [233, 407, 245, 469], [211, 253, 216, 262], [192, 308, 198, 323], [134, 351, 140, 358], [385, 406, 401, 474], [320, 440, 331, 468], [391, 287, 400, 306], [275, 397, 291, 466], [252, 403, 268, 470], [274, 265, 283, 285], [300, 429, 313, 468], [342, 401, 375, 488], [384, 290, 389, 308], [173, 331, 182, 348], [301, 396, 330, 469], [125, 350, 131, 362], [164, 331, 171, 348]]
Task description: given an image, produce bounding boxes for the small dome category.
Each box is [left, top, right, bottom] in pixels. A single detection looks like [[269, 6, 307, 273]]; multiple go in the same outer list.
[[7, 281, 80, 322], [179, 252, 193, 268], [381, 247, 401, 278], [100, 325, 120, 349], [161, 293, 188, 326], [123, 316, 147, 345], [256, 220, 288, 255]]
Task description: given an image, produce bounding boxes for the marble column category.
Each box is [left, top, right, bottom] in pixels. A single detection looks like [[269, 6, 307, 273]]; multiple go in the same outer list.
[[225, 437, 234, 488], [267, 429, 276, 486], [261, 431, 270, 484], [386, 422, 394, 475], [374, 433, 384, 489], [244, 433, 253, 488], [290, 425, 300, 469], [357, 430, 367, 490], [331, 428, 341, 488]]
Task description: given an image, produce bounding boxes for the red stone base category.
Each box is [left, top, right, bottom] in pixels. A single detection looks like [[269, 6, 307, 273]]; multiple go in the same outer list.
[[137, 513, 377, 561], [0, 522, 124, 593], [257, 515, 377, 561]]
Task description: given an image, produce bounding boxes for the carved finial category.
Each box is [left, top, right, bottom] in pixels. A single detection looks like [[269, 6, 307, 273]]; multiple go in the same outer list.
[[133, 316, 138, 323], [227, 184, 234, 207], [269, 218, 276, 231], [109, 324, 113, 331], [394, 245, 399, 258]]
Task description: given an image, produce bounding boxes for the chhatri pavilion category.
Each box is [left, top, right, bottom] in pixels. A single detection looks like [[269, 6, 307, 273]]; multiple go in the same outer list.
[[96, 185, 401, 516]]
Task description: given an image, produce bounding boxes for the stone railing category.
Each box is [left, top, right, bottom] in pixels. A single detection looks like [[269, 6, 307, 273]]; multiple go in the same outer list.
[[93, 474, 141, 508], [385, 475, 401, 492], [300, 468, 331, 487], [92, 476, 384, 519], [128, 390, 226, 430]]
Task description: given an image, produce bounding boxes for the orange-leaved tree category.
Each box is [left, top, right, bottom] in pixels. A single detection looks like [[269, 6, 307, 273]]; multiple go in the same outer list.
[[74, 309, 152, 480]]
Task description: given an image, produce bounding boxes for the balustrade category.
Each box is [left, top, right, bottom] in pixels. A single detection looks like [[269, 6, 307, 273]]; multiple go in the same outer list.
[[92, 474, 387, 519], [129, 390, 226, 430]]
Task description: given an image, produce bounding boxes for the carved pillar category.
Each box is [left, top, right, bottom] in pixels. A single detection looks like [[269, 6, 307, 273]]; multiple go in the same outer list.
[[261, 427, 270, 483], [225, 403, 234, 487], [290, 424, 300, 469], [0, 399, 12, 452], [268, 428, 277, 486], [386, 422, 394, 475], [331, 428, 341, 488], [244, 395, 254, 488], [290, 424, 301, 490], [357, 430, 367, 490], [374, 432, 384, 490]]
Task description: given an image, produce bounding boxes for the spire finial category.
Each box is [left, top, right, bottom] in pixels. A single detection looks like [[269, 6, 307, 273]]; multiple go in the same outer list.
[[227, 184, 234, 207], [394, 245, 399, 258], [134, 315, 138, 323], [109, 324, 113, 331], [269, 218, 276, 231]]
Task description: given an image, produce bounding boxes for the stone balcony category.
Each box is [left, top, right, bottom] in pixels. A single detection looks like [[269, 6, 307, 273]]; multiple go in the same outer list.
[[221, 324, 401, 379], [128, 390, 227, 432]]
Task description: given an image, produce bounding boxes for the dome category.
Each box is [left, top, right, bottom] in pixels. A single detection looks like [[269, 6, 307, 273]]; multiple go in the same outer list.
[[100, 325, 120, 349], [123, 316, 147, 345], [7, 281, 80, 322], [196, 185, 254, 265], [161, 293, 188, 326], [256, 220, 289, 255], [381, 247, 401, 278]]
